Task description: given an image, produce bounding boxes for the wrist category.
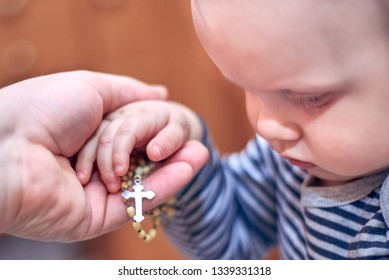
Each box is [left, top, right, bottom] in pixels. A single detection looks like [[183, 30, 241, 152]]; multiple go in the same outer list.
[[0, 136, 22, 234], [0, 94, 22, 233], [173, 102, 204, 142]]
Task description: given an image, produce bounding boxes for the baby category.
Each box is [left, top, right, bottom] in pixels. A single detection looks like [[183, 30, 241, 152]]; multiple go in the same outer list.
[[77, 0, 389, 259]]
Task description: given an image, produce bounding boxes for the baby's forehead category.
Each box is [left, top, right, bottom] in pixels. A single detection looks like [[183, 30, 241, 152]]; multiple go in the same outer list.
[[192, 1, 330, 44], [192, 0, 387, 54], [192, 0, 384, 30], [192, 0, 389, 92]]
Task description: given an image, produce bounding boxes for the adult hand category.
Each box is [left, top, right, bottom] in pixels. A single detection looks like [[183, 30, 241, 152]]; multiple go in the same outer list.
[[0, 70, 170, 242]]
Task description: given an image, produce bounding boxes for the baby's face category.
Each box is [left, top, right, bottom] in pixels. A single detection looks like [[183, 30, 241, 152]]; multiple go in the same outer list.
[[192, 0, 389, 184]]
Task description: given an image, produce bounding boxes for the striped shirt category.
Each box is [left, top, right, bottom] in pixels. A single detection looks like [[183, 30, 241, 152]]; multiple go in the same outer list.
[[163, 134, 389, 259]]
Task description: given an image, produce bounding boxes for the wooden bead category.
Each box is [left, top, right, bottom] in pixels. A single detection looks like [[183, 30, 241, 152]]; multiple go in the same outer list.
[[144, 235, 153, 243], [166, 207, 175, 217], [142, 165, 151, 174], [127, 206, 135, 218], [167, 197, 176, 205], [121, 181, 129, 191], [138, 229, 146, 239], [139, 159, 146, 166], [149, 228, 157, 239], [120, 151, 177, 243], [150, 208, 161, 217], [154, 216, 161, 226], [134, 166, 143, 175], [132, 222, 142, 232]]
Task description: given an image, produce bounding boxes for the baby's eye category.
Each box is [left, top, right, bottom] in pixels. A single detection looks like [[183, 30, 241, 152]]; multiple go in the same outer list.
[[295, 93, 329, 108], [301, 95, 324, 106]]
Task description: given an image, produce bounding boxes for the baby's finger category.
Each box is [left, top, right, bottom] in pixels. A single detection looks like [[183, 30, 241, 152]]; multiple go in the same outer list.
[[146, 122, 189, 162], [97, 118, 124, 193], [76, 121, 109, 185], [112, 118, 150, 177], [112, 111, 169, 176]]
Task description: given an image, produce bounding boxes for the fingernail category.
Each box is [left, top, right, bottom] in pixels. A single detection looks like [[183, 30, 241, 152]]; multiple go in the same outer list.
[[151, 85, 168, 97], [152, 145, 162, 159], [115, 164, 124, 175], [108, 182, 119, 193], [77, 170, 84, 180]]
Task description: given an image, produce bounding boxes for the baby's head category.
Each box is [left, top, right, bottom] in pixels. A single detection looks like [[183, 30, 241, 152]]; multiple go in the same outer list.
[[191, 0, 389, 185]]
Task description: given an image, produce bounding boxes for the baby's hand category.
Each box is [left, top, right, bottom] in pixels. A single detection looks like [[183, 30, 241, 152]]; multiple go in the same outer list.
[[76, 100, 206, 194]]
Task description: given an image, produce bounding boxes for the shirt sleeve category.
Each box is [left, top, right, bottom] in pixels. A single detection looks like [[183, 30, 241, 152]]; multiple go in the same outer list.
[[162, 122, 283, 259]]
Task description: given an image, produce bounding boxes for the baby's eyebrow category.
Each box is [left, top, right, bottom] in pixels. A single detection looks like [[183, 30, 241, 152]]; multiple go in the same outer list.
[[282, 79, 345, 95], [220, 70, 346, 96]]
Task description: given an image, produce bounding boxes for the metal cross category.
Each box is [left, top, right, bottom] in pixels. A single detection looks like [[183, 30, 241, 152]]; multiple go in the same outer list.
[[121, 179, 155, 223]]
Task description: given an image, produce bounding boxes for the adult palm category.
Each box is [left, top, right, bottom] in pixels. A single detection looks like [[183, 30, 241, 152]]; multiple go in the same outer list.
[[0, 71, 173, 241]]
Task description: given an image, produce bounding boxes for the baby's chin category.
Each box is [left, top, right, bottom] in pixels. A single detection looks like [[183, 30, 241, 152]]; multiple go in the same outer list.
[[307, 168, 364, 187], [309, 164, 389, 186]]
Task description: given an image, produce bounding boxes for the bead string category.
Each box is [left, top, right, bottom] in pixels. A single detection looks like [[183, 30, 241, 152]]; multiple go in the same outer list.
[[120, 151, 175, 243]]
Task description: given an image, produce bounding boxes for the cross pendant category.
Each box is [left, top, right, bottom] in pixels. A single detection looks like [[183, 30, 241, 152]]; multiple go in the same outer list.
[[121, 179, 155, 223]]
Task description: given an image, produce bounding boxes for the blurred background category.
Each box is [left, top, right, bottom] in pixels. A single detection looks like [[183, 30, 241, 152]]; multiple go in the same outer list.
[[0, 0, 257, 259]]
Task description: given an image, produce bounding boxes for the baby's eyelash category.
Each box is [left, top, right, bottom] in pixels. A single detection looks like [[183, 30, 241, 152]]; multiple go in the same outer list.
[[295, 94, 328, 108], [301, 95, 323, 105]]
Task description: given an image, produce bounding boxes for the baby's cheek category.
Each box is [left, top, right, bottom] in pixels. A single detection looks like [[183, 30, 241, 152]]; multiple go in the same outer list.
[[244, 92, 261, 132], [310, 130, 383, 177]]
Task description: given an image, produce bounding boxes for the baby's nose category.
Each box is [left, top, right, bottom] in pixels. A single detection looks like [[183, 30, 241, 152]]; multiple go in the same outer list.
[[256, 118, 302, 143]]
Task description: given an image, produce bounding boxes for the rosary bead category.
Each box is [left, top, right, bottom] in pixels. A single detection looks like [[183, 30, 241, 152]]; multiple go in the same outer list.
[[138, 229, 146, 239], [121, 175, 129, 182], [134, 166, 143, 175], [154, 216, 161, 226], [165, 208, 175, 217], [133, 222, 142, 232], [167, 197, 176, 205], [142, 165, 151, 174], [127, 206, 135, 218], [144, 234, 153, 242], [149, 228, 157, 239], [138, 158, 146, 166], [121, 151, 175, 243], [150, 208, 161, 217], [121, 181, 129, 191]]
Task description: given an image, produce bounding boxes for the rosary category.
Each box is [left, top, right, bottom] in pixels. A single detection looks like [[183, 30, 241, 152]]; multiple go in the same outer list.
[[120, 151, 175, 242]]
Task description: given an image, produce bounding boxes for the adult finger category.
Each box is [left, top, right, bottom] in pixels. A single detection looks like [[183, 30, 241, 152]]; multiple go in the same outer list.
[[94, 141, 209, 235], [91, 71, 168, 114], [141, 140, 209, 209], [146, 121, 189, 162]]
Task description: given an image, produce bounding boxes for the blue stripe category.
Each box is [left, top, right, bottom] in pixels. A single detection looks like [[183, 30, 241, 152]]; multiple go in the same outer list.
[[306, 239, 346, 259], [321, 207, 370, 225], [351, 198, 380, 213], [306, 225, 350, 249], [359, 225, 387, 236], [349, 240, 389, 250], [305, 210, 358, 236]]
